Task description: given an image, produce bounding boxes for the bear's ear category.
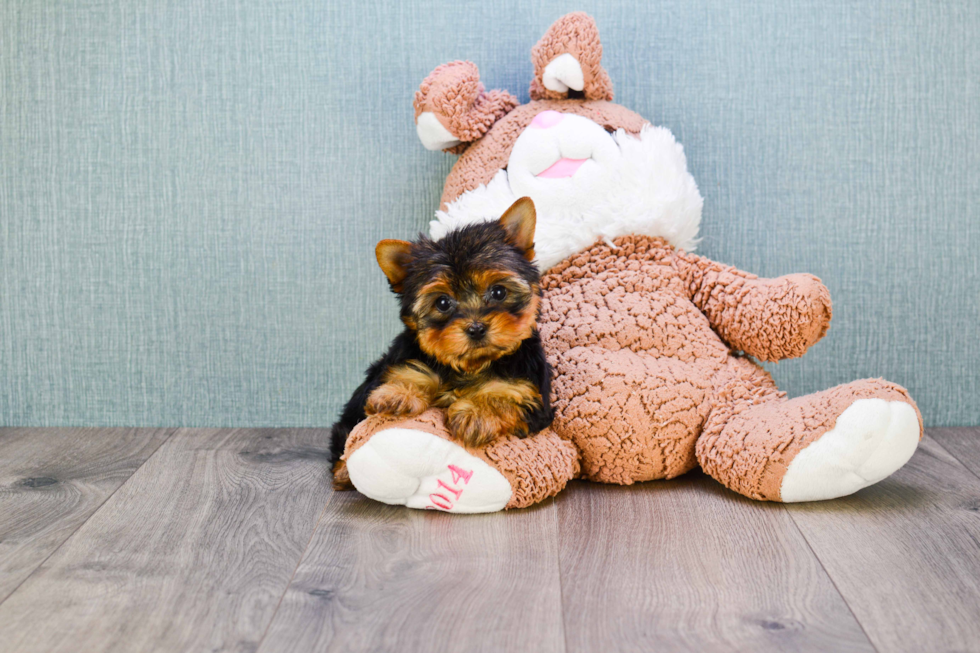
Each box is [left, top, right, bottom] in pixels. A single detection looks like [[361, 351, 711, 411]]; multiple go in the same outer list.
[[375, 239, 413, 292], [414, 61, 518, 153], [530, 12, 613, 102], [498, 197, 536, 261]]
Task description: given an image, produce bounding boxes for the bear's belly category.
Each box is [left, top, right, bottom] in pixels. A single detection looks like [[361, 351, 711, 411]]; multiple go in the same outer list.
[[539, 274, 738, 483], [549, 345, 717, 484], [540, 283, 731, 365]]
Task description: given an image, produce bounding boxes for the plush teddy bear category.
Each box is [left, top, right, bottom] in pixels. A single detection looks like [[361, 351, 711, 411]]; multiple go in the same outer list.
[[338, 12, 922, 513]]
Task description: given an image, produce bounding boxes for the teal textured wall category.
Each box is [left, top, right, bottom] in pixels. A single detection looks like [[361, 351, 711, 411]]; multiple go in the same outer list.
[[1, 1, 978, 427]]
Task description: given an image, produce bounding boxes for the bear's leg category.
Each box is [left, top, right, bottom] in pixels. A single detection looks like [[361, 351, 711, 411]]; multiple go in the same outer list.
[[696, 379, 922, 502], [342, 409, 579, 513], [550, 346, 713, 484]]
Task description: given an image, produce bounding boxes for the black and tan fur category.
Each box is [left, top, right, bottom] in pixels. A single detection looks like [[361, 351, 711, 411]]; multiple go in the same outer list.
[[329, 198, 553, 479]]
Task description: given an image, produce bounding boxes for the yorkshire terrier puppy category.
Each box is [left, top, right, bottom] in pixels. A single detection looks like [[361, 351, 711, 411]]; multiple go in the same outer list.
[[329, 197, 553, 481]]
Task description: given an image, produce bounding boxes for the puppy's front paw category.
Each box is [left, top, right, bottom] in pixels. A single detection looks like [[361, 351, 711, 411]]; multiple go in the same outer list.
[[446, 402, 497, 448], [365, 382, 430, 418], [446, 400, 525, 448]]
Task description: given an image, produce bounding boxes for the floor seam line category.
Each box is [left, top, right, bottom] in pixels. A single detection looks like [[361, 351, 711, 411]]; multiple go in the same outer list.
[[927, 432, 980, 484], [782, 503, 881, 653], [0, 427, 179, 609], [553, 496, 571, 653], [255, 485, 335, 651]]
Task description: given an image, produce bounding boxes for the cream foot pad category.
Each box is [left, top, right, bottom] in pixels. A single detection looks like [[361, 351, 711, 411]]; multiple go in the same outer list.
[[346, 427, 513, 513], [780, 398, 920, 502]]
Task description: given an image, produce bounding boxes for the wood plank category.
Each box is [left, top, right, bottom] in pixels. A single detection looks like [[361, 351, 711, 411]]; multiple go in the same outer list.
[[258, 492, 566, 653], [0, 428, 333, 653], [787, 434, 980, 653], [557, 474, 874, 653], [929, 427, 980, 478], [0, 427, 172, 603]]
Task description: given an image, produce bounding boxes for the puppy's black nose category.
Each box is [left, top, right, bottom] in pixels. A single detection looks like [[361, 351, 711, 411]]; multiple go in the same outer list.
[[466, 322, 487, 340]]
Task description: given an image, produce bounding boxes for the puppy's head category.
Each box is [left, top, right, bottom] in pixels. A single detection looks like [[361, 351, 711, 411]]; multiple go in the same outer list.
[[376, 197, 540, 374]]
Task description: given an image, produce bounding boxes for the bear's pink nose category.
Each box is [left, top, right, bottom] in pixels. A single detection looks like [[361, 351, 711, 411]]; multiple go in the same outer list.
[[530, 110, 564, 129]]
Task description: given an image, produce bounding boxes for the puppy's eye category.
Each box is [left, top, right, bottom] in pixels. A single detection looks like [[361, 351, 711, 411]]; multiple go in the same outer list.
[[434, 295, 454, 313], [488, 285, 507, 301]]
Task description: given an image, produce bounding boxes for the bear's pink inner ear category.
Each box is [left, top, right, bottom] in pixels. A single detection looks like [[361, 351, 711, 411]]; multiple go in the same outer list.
[[375, 239, 413, 292], [499, 197, 536, 261]]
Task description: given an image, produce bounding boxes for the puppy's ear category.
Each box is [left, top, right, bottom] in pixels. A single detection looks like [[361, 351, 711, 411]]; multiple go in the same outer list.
[[499, 197, 536, 261], [375, 239, 413, 292]]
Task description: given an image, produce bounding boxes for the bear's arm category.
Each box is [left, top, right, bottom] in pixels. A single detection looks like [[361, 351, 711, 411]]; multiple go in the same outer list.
[[673, 251, 833, 362]]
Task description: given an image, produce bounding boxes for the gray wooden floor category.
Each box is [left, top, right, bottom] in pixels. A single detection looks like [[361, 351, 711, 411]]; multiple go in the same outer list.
[[1, 427, 978, 653]]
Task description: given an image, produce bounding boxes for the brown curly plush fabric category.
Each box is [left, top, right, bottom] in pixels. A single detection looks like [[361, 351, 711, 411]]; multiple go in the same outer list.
[[696, 378, 922, 500], [538, 235, 921, 498], [480, 429, 580, 508], [413, 60, 519, 150], [529, 12, 614, 101], [540, 236, 784, 484]]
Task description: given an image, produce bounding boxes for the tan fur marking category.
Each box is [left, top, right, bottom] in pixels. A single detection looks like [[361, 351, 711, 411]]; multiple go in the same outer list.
[[418, 322, 479, 372], [444, 378, 542, 447], [418, 277, 454, 297], [413, 276, 455, 316], [375, 239, 413, 292], [470, 269, 529, 293], [364, 360, 442, 418]]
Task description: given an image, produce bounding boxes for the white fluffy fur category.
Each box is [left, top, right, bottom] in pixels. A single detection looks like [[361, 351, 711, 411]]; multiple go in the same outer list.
[[430, 124, 704, 271]]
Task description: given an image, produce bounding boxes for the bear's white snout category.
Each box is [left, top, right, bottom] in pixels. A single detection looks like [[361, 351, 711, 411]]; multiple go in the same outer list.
[[507, 113, 621, 209]]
